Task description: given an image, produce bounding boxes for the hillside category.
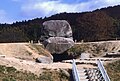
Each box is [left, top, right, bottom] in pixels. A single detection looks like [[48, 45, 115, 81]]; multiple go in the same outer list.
[[0, 5, 120, 42], [0, 42, 120, 81], [0, 65, 70, 81], [0, 43, 72, 81], [105, 60, 120, 81], [68, 41, 120, 58], [0, 43, 52, 61], [0, 43, 73, 70]]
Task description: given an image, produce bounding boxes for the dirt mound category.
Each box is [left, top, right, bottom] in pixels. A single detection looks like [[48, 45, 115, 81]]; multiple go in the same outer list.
[[0, 43, 53, 74], [0, 43, 52, 61]]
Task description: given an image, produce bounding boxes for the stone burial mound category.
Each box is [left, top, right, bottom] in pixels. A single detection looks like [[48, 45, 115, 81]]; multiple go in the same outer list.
[[40, 20, 74, 54]]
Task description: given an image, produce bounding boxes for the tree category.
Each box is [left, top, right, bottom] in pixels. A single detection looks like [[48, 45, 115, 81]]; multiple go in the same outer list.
[[76, 11, 115, 41]]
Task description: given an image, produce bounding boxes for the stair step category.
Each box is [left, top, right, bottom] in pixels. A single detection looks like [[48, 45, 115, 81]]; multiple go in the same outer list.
[[80, 79, 89, 81], [89, 79, 100, 81], [77, 69, 86, 72], [78, 69, 87, 71], [79, 76, 88, 79], [78, 72, 86, 74], [75, 68, 102, 81], [90, 76, 98, 79]]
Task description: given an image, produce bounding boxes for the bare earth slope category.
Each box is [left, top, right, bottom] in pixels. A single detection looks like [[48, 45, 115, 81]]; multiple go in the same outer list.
[[0, 43, 36, 60], [0, 43, 72, 75]]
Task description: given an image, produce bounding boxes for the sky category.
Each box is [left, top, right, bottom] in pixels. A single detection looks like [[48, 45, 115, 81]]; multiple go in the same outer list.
[[0, 0, 120, 24]]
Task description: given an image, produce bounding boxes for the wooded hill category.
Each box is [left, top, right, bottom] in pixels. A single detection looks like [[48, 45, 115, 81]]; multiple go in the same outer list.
[[0, 5, 120, 43]]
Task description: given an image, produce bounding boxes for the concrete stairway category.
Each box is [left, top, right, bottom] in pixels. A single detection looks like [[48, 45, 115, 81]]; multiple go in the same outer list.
[[77, 68, 104, 81], [77, 68, 89, 81], [72, 59, 110, 81]]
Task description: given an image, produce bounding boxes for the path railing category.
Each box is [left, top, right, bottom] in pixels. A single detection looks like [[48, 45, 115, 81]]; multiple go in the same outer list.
[[72, 59, 110, 81], [97, 59, 111, 81], [72, 59, 80, 81]]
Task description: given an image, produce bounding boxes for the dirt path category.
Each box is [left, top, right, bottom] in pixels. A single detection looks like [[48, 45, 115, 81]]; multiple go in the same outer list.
[[0, 56, 72, 75]]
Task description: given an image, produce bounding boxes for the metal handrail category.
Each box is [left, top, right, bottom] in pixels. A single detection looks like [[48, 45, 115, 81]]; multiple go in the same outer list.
[[97, 59, 110, 81], [72, 59, 80, 81]]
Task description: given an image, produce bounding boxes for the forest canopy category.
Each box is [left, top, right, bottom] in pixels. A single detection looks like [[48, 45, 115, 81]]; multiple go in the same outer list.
[[0, 5, 120, 43]]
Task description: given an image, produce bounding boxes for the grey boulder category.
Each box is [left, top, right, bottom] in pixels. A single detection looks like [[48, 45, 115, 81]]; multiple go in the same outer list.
[[40, 20, 74, 54], [43, 37, 74, 54], [36, 56, 53, 64], [41, 20, 73, 41]]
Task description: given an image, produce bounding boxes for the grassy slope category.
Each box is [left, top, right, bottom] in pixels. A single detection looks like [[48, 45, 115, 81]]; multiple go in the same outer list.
[[0, 65, 69, 81], [67, 43, 104, 58], [68, 41, 120, 58], [29, 44, 52, 57], [105, 60, 120, 81]]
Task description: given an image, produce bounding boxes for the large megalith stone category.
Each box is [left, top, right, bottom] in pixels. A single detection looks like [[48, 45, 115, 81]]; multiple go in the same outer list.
[[40, 20, 74, 54], [40, 20, 73, 41], [43, 37, 74, 54]]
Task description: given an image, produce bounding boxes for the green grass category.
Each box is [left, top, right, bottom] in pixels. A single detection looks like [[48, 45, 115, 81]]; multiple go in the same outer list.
[[0, 65, 69, 81], [39, 69, 69, 81], [67, 43, 110, 58], [0, 65, 39, 81], [67, 44, 89, 58], [105, 60, 120, 81]]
